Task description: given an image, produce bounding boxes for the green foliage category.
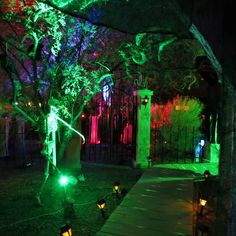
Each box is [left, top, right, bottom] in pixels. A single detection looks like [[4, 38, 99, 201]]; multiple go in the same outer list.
[[51, 0, 109, 10], [61, 64, 110, 101], [170, 96, 203, 129], [0, 0, 132, 155], [23, 1, 66, 56], [160, 96, 203, 154], [118, 33, 149, 78]]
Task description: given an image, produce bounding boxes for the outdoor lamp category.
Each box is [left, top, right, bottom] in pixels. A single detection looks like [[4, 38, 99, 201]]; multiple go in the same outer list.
[[60, 224, 72, 236], [200, 198, 207, 207], [142, 95, 149, 107], [113, 182, 120, 197], [203, 170, 210, 179], [199, 198, 207, 216], [97, 199, 106, 218], [97, 199, 106, 209]]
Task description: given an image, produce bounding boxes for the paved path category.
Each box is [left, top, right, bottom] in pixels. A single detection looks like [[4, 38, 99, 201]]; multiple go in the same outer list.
[[97, 163, 218, 236]]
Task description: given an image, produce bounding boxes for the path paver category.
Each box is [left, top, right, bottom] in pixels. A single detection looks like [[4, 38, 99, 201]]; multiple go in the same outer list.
[[97, 163, 218, 236], [97, 166, 196, 235]]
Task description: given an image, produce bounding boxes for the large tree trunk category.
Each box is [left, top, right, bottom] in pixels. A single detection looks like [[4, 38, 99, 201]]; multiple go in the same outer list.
[[57, 119, 82, 170], [57, 129, 72, 162], [214, 3, 236, 234], [214, 76, 236, 236], [65, 135, 81, 169]]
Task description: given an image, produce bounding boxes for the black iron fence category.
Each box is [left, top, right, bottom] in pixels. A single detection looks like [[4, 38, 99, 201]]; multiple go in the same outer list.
[[151, 126, 201, 163], [1, 105, 202, 166], [0, 119, 42, 167], [81, 92, 137, 166]]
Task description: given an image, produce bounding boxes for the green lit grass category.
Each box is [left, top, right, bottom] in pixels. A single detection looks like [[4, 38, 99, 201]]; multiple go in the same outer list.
[[0, 161, 142, 235]]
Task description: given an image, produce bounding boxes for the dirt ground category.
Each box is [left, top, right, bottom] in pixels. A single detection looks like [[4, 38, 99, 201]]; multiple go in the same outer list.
[[0, 159, 142, 236]]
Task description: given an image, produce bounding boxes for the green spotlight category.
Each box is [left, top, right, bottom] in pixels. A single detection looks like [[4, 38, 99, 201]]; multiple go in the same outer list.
[[59, 176, 69, 186]]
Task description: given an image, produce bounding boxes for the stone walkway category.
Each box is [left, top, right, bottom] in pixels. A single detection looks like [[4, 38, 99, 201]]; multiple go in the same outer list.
[[97, 163, 218, 236]]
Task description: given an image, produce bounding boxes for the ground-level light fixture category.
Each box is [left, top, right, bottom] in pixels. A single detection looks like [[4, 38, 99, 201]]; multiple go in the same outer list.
[[59, 175, 69, 187], [200, 198, 207, 207], [60, 224, 72, 236], [97, 199, 106, 218], [199, 198, 207, 216], [203, 170, 210, 179], [97, 199, 106, 209], [113, 182, 120, 197]]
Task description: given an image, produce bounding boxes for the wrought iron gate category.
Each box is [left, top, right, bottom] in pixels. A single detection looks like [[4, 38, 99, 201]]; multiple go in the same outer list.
[[150, 126, 200, 163], [81, 89, 137, 166]]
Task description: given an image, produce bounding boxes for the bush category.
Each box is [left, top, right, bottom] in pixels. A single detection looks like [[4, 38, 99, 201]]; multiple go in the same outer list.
[[160, 96, 203, 154]]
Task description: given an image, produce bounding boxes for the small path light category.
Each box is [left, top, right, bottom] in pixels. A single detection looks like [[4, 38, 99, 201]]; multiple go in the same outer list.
[[60, 224, 72, 236], [113, 182, 120, 197], [97, 199, 106, 218], [203, 170, 210, 180], [199, 198, 207, 216]]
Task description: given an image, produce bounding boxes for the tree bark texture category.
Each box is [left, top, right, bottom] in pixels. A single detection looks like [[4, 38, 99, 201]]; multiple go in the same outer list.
[[57, 119, 82, 169], [215, 77, 236, 236]]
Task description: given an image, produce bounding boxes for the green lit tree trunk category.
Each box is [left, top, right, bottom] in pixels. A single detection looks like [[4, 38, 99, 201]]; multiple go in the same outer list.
[[213, 9, 236, 233], [65, 134, 81, 169], [57, 119, 82, 170], [57, 129, 72, 162]]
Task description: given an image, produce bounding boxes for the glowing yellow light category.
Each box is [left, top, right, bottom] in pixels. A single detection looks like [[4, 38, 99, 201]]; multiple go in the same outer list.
[[97, 203, 105, 209], [61, 224, 72, 236], [62, 228, 72, 236], [200, 198, 207, 207], [113, 182, 120, 192], [142, 95, 149, 107], [144, 96, 148, 103], [175, 105, 189, 111], [114, 186, 119, 191], [97, 199, 106, 209]]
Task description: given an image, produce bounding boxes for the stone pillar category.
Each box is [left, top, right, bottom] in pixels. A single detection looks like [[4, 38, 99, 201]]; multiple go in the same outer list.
[[210, 143, 220, 163], [134, 89, 153, 167]]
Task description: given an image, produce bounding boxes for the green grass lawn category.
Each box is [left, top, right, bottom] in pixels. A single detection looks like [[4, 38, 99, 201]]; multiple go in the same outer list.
[[0, 161, 142, 236]]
